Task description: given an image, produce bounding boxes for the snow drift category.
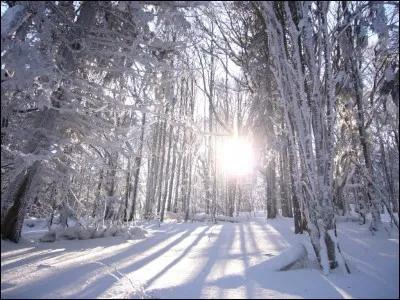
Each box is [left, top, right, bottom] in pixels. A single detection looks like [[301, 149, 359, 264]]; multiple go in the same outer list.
[[250, 243, 309, 272]]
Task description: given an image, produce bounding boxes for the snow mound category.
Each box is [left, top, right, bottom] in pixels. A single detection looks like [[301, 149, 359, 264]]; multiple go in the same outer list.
[[57, 228, 78, 240], [103, 226, 120, 237], [252, 243, 308, 272], [335, 214, 360, 223], [76, 227, 97, 240], [39, 231, 56, 242], [165, 211, 185, 222], [92, 227, 107, 238], [123, 226, 148, 240], [25, 219, 40, 228], [192, 213, 209, 222], [39, 222, 149, 243], [216, 215, 238, 223]]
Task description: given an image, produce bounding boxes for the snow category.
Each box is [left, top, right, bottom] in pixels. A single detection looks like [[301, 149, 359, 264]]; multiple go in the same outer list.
[[385, 66, 394, 82], [1, 5, 29, 37], [250, 242, 308, 271], [1, 213, 398, 299]]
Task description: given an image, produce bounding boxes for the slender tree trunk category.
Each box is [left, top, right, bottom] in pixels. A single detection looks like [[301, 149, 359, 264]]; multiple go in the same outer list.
[[156, 119, 167, 214], [92, 167, 104, 218], [280, 151, 292, 217], [354, 66, 381, 230], [153, 119, 163, 208], [180, 152, 188, 213], [266, 159, 277, 219], [145, 121, 158, 218], [380, 138, 396, 213], [173, 152, 182, 213], [167, 128, 178, 212], [128, 113, 146, 221], [122, 157, 131, 221], [236, 179, 242, 217], [160, 124, 173, 221], [227, 178, 236, 217], [104, 150, 118, 220], [184, 153, 193, 221]]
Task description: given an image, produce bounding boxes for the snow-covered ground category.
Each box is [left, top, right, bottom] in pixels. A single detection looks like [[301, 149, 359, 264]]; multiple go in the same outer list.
[[1, 213, 399, 299]]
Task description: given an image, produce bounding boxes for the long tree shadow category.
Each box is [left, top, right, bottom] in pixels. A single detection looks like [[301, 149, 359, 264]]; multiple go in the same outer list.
[[263, 218, 318, 266], [1, 246, 37, 260], [239, 223, 253, 299], [147, 223, 235, 299], [38, 222, 196, 270], [1, 248, 66, 273], [244, 218, 347, 298], [244, 221, 262, 256], [144, 225, 210, 288], [253, 219, 291, 250], [69, 224, 212, 298], [218, 267, 346, 298], [1, 224, 199, 299]]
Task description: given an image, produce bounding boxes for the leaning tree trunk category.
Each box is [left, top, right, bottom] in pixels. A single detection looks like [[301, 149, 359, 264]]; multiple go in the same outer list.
[[1, 105, 59, 242], [1, 162, 39, 242], [1, 1, 96, 243]]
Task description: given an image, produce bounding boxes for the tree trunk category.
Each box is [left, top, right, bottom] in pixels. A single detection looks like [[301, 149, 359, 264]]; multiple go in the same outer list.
[[266, 159, 277, 219], [128, 113, 146, 221], [227, 178, 236, 217], [160, 123, 174, 221], [166, 128, 178, 212], [173, 152, 182, 213], [156, 119, 167, 215], [280, 151, 290, 217], [354, 67, 381, 231], [184, 153, 193, 222], [145, 120, 160, 218], [1, 162, 39, 242], [92, 167, 104, 218]]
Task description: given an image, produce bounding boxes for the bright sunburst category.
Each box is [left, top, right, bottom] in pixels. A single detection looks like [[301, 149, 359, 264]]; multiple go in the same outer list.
[[219, 137, 254, 176]]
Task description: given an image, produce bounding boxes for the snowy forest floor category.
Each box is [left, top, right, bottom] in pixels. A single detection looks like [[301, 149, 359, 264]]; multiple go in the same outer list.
[[1, 213, 399, 299]]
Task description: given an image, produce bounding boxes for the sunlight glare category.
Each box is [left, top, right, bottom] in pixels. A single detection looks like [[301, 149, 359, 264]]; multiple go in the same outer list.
[[219, 137, 254, 176]]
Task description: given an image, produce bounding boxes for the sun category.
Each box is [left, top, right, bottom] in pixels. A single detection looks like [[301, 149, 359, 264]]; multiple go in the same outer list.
[[219, 137, 254, 176]]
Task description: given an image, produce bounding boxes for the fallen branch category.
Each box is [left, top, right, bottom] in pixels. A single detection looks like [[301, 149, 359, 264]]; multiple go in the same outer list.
[[91, 261, 148, 299]]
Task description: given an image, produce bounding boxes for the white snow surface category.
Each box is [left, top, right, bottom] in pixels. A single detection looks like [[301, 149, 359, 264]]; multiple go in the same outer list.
[[1, 213, 399, 299], [1, 5, 29, 37]]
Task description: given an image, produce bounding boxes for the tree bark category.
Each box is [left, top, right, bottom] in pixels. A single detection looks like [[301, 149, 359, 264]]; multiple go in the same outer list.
[[128, 113, 146, 221], [266, 159, 277, 219]]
